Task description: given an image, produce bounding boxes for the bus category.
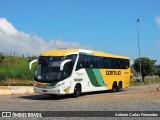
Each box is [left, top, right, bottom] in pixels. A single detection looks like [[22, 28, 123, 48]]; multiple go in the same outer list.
[[29, 49, 130, 97]]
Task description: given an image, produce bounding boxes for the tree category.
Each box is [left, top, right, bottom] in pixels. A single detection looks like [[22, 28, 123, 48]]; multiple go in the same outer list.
[[158, 69, 160, 78], [155, 65, 160, 77], [0, 52, 5, 62], [133, 57, 156, 82]]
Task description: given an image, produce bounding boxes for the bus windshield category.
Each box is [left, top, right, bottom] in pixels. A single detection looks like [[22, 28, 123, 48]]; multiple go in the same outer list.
[[34, 56, 64, 82], [34, 55, 77, 82]]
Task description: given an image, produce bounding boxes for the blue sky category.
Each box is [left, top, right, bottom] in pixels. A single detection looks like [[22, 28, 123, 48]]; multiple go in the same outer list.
[[0, 0, 160, 64]]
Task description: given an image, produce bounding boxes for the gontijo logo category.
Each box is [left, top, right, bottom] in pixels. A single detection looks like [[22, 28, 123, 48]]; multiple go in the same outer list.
[[106, 71, 121, 75]]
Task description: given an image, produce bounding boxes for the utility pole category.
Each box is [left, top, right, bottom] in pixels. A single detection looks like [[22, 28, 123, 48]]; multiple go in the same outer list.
[[137, 19, 142, 82]]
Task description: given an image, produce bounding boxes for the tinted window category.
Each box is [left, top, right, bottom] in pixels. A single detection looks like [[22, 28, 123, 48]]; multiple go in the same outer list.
[[92, 57, 97, 68], [125, 59, 130, 69], [76, 55, 130, 69], [65, 54, 77, 65], [105, 58, 112, 68], [86, 56, 92, 68], [76, 55, 87, 69], [97, 57, 105, 68], [111, 58, 130, 69]]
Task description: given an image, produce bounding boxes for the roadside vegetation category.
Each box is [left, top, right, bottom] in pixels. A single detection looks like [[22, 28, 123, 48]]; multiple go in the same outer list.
[[130, 77, 160, 86], [133, 57, 156, 82], [0, 56, 35, 86]]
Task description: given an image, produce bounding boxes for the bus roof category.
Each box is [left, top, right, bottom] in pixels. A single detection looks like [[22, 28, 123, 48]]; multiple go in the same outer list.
[[40, 49, 129, 59]]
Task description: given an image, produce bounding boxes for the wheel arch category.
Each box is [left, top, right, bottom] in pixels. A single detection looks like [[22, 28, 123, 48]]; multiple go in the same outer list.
[[75, 83, 82, 92]]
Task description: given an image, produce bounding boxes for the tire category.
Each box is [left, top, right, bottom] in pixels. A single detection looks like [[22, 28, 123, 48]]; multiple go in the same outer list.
[[72, 84, 81, 98], [116, 82, 122, 92], [112, 82, 117, 92]]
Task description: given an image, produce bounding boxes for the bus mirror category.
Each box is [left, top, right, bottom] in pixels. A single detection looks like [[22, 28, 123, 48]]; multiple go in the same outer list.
[[29, 59, 37, 70], [60, 59, 71, 71]]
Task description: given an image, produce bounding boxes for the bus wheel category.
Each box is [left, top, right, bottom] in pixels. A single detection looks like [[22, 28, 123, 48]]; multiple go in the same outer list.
[[72, 84, 81, 98], [112, 82, 117, 93], [116, 82, 122, 92]]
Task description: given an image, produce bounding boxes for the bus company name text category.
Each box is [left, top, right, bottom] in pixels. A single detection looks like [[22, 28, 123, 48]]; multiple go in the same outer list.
[[106, 71, 121, 75]]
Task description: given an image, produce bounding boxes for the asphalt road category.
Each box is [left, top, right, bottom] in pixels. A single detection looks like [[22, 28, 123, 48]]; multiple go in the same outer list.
[[0, 84, 160, 119]]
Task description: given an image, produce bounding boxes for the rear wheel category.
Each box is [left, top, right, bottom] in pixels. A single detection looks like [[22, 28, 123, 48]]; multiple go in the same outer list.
[[72, 84, 81, 98], [112, 82, 117, 92], [116, 82, 122, 92]]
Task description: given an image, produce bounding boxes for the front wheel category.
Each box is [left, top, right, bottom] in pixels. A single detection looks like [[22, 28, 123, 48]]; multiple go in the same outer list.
[[72, 84, 81, 98]]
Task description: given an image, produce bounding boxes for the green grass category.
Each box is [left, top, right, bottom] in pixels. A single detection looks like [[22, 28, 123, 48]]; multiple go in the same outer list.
[[0, 56, 35, 85], [130, 77, 160, 86], [0, 79, 34, 86]]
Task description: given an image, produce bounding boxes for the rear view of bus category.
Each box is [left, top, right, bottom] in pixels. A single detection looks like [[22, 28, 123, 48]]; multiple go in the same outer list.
[[30, 49, 130, 97]]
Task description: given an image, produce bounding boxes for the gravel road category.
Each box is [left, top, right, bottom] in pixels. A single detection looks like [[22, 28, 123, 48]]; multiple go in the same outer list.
[[0, 84, 160, 119]]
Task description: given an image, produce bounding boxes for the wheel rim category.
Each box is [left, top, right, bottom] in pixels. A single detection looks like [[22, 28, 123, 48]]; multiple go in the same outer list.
[[119, 83, 122, 90], [112, 83, 117, 92], [74, 85, 80, 96]]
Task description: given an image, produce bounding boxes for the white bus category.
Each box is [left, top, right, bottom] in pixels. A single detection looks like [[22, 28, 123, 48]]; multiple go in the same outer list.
[[30, 49, 130, 97]]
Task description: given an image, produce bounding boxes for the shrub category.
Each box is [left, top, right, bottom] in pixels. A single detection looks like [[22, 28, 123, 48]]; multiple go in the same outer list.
[[0, 52, 5, 62]]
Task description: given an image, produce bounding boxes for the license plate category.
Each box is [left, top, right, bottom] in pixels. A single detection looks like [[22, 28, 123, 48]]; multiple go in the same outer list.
[[42, 90, 47, 92], [36, 82, 46, 87]]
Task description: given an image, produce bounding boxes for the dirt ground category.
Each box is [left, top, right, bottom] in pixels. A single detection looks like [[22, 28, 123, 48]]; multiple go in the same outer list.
[[77, 84, 160, 104]]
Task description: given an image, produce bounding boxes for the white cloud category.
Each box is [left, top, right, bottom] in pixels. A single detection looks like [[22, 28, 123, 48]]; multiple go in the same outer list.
[[0, 18, 19, 35], [156, 16, 160, 27], [0, 18, 91, 56]]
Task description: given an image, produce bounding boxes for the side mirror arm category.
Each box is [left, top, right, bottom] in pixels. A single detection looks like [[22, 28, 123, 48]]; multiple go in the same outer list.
[[29, 59, 37, 70], [60, 59, 71, 71]]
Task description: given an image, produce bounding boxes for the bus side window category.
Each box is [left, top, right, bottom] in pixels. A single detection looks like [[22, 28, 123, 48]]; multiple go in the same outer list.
[[86, 56, 94, 68], [65, 54, 77, 65], [93, 57, 97, 68], [97, 57, 100, 68], [106, 58, 112, 69], [103, 58, 106, 68], [119, 59, 124, 69], [90, 56, 94, 68], [122, 59, 126, 69], [118, 59, 122, 69], [112, 59, 119, 69], [125, 59, 130, 69], [86, 56, 92, 68], [97, 57, 104, 68], [76, 55, 86, 70], [80, 55, 86, 68]]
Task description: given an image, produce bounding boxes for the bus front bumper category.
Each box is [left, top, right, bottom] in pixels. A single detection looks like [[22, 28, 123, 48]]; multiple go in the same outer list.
[[34, 85, 65, 95]]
